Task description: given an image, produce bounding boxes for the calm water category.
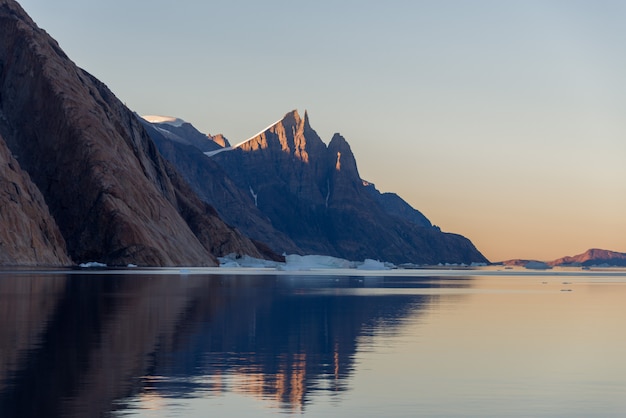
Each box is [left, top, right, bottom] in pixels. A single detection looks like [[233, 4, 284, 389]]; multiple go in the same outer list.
[[0, 269, 625, 417]]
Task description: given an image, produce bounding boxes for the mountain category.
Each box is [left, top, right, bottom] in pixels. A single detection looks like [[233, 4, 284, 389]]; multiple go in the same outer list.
[[500, 249, 626, 268], [144, 110, 488, 265], [0, 0, 268, 266], [548, 249, 626, 267]]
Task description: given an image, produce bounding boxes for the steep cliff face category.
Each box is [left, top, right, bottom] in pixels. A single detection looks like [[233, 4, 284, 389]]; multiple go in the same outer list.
[[0, 0, 264, 266], [0, 133, 71, 265], [148, 109, 488, 264]]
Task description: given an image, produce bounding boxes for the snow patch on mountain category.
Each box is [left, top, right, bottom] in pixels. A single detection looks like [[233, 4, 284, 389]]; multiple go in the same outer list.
[[249, 186, 258, 207], [204, 117, 284, 157], [142, 115, 186, 127]]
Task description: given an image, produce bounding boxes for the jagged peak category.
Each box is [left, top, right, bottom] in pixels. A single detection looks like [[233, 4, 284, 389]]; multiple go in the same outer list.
[[328, 133, 349, 148], [303, 109, 312, 130], [276, 109, 302, 130], [208, 109, 326, 158]]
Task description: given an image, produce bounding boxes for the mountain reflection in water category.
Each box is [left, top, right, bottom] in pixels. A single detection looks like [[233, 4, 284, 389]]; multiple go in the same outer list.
[[0, 273, 449, 417]]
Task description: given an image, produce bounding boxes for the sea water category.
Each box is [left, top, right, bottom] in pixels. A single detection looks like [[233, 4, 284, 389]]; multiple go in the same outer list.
[[0, 268, 625, 417]]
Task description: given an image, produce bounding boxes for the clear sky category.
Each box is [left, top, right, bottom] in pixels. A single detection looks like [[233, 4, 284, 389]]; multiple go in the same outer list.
[[16, 0, 626, 262]]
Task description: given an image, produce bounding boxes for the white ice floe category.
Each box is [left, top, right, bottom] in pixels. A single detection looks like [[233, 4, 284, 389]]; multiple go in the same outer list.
[[218, 253, 395, 271], [79, 261, 108, 268], [280, 254, 355, 270], [218, 254, 281, 268]]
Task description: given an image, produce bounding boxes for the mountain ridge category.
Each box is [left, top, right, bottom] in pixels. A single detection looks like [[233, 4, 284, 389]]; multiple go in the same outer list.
[[145, 109, 489, 265]]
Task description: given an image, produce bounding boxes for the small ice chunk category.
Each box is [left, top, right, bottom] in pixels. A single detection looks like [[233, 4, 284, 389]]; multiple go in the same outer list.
[[79, 261, 107, 268]]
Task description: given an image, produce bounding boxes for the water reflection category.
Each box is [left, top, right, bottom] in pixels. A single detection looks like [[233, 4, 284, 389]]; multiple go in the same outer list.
[[0, 273, 457, 417]]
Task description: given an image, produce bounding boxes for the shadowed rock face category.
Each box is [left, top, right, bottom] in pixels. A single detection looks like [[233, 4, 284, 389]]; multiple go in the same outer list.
[[0, 0, 265, 266], [0, 133, 71, 265], [142, 121, 301, 257], [148, 109, 489, 265]]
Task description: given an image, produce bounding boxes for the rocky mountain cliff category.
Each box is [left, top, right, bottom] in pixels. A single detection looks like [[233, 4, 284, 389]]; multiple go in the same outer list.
[[145, 110, 488, 265], [0, 0, 267, 266], [0, 132, 71, 265]]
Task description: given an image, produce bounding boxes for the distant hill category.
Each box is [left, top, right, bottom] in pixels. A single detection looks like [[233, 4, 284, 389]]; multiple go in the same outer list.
[[547, 249, 626, 267], [501, 249, 626, 268]]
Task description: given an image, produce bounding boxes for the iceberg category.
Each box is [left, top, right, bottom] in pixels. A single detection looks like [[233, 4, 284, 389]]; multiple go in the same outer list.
[[218, 254, 281, 268], [219, 253, 395, 272], [356, 259, 393, 270], [279, 254, 355, 271]]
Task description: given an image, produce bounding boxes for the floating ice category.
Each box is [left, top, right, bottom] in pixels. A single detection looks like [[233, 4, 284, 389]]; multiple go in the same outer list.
[[79, 261, 107, 268], [280, 254, 355, 270], [219, 254, 393, 271], [218, 254, 281, 268], [356, 259, 392, 270]]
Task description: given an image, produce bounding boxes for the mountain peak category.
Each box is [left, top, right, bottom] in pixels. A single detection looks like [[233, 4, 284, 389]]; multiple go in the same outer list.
[[328, 133, 349, 149], [277, 109, 301, 129]]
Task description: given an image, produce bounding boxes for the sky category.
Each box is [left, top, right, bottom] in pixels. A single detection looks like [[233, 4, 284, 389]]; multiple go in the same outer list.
[[16, 0, 626, 262]]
